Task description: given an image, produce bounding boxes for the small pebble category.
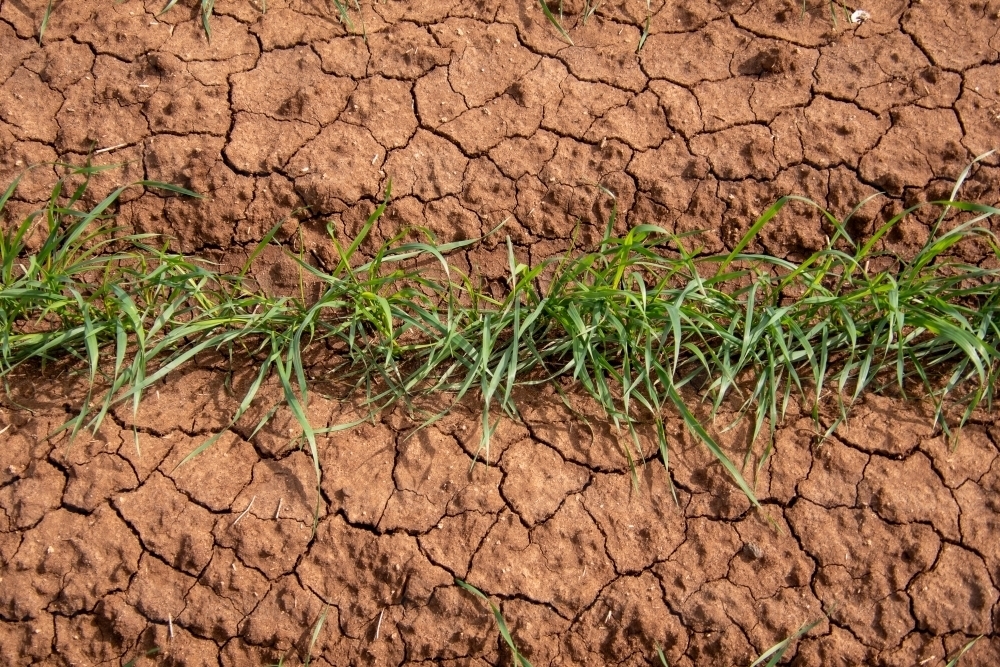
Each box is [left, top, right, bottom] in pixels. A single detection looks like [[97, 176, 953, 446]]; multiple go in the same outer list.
[[743, 542, 763, 559]]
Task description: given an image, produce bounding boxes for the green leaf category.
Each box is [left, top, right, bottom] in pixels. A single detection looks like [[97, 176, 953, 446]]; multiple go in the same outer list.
[[455, 579, 533, 667], [538, 0, 574, 45]]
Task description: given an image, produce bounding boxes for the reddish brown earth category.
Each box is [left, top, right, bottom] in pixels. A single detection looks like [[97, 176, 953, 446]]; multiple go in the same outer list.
[[3, 369, 1000, 665], [2, 0, 1000, 664]]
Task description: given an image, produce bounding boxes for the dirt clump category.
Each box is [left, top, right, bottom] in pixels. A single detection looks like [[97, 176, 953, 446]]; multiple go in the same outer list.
[[2, 0, 998, 262], [2, 368, 999, 664]]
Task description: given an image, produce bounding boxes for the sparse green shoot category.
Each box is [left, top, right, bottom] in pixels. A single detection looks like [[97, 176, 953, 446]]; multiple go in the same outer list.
[[654, 642, 669, 665], [331, 0, 357, 35], [38, 0, 54, 44], [946, 636, 983, 667], [581, 0, 602, 24], [304, 606, 329, 667], [538, 0, 574, 45], [122, 647, 160, 667], [636, 0, 651, 53], [456, 579, 533, 667], [750, 615, 824, 666], [156, 0, 217, 39]]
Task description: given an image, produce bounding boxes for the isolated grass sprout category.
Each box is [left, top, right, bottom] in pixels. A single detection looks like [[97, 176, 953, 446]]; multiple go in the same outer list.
[[268, 605, 328, 667], [39, 0, 252, 42], [636, 0, 652, 53], [581, 0, 602, 24], [456, 579, 533, 667], [123, 648, 160, 667], [749, 615, 825, 667], [2, 163, 999, 522], [946, 636, 983, 667], [538, 0, 574, 45]]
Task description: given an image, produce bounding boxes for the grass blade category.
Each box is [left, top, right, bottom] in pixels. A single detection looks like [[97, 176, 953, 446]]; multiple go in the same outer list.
[[538, 0, 574, 45], [455, 579, 533, 667], [750, 615, 824, 666], [946, 636, 982, 667], [38, 0, 54, 43]]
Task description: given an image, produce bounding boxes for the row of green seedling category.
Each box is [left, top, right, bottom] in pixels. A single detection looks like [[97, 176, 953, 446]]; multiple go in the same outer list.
[[1, 161, 998, 532]]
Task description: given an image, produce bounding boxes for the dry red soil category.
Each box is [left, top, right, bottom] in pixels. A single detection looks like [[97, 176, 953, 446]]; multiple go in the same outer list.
[[2, 0, 1000, 664]]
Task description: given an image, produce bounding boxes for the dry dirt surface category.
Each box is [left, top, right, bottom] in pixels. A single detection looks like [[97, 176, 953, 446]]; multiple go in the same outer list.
[[2, 0, 1000, 665], [2, 370, 1000, 666]]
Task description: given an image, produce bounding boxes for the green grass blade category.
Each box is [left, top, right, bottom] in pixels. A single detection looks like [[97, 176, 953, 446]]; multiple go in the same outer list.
[[201, 0, 215, 41], [38, 0, 54, 43], [750, 615, 824, 667], [331, 0, 356, 34], [719, 197, 790, 272], [123, 648, 160, 667], [945, 636, 982, 667], [665, 379, 759, 507], [455, 579, 533, 667], [304, 605, 329, 667], [538, 0, 574, 45]]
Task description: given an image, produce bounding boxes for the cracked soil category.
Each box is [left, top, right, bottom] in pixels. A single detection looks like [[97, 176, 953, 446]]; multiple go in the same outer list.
[[2, 0, 1000, 664]]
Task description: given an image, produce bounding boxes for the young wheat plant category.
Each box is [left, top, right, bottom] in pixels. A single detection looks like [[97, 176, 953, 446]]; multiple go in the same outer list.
[[2, 161, 998, 525]]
